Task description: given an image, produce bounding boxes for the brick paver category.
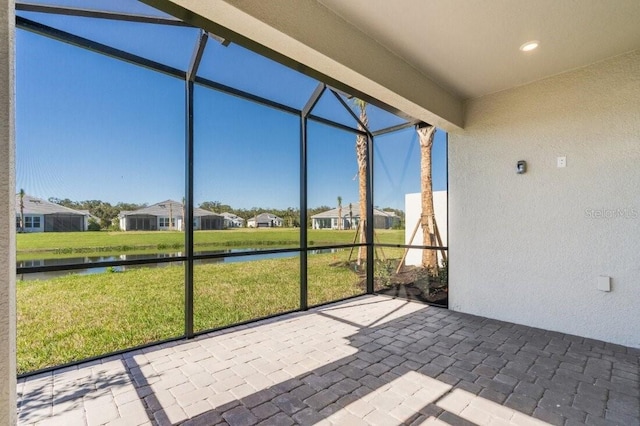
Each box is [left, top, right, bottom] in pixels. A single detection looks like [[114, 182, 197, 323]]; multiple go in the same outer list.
[[17, 295, 640, 425]]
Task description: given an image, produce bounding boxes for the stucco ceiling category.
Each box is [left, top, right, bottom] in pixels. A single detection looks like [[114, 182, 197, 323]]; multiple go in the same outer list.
[[317, 0, 640, 100]]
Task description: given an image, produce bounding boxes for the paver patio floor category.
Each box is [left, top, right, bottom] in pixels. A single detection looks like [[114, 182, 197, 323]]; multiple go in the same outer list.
[[17, 295, 640, 426]]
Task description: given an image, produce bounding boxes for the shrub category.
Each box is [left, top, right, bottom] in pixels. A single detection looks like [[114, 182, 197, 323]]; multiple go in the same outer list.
[[87, 218, 101, 231]]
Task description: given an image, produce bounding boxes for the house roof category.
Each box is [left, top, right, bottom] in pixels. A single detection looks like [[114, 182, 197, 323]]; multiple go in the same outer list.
[[311, 203, 395, 219], [120, 200, 222, 218], [249, 213, 283, 222], [15, 194, 86, 216], [220, 212, 244, 221]]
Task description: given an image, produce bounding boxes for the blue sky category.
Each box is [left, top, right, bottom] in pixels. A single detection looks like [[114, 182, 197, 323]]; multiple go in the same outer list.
[[16, 4, 447, 211]]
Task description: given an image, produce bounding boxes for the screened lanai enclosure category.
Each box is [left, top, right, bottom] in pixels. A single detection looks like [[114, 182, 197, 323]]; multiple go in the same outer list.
[[15, 0, 448, 375]]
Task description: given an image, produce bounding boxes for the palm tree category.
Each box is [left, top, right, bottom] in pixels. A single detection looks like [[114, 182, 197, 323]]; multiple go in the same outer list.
[[416, 124, 438, 271], [337, 196, 343, 230], [349, 203, 354, 230], [169, 203, 174, 230], [19, 188, 25, 233], [181, 197, 186, 232], [287, 207, 295, 227], [353, 99, 369, 265]]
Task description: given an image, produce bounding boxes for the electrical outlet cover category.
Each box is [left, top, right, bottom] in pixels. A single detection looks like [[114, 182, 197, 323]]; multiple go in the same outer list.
[[557, 156, 567, 168]]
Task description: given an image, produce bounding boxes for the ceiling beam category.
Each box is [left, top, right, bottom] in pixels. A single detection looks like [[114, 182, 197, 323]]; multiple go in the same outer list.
[[141, 0, 464, 131]]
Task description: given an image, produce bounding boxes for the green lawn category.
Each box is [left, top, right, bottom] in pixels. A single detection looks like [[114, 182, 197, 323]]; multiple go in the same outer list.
[[16, 228, 404, 260], [16, 229, 406, 374], [17, 250, 365, 374]]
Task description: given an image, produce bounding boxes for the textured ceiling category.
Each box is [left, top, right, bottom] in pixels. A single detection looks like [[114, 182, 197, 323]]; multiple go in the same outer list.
[[317, 0, 640, 99]]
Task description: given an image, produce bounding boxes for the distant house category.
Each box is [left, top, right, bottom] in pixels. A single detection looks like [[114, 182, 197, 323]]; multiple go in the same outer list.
[[15, 194, 91, 232], [311, 203, 399, 230], [220, 212, 245, 228], [247, 213, 284, 228], [118, 200, 223, 231]]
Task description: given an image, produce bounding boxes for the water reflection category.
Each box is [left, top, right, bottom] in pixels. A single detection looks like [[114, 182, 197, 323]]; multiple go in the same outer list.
[[17, 248, 341, 281]]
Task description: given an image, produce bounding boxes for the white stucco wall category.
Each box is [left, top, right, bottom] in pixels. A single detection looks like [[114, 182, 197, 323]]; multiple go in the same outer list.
[[1, 0, 16, 423], [404, 191, 448, 266], [449, 50, 640, 348]]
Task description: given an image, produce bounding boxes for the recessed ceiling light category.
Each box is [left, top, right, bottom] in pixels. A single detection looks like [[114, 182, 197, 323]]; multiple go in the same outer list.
[[520, 41, 539, 52]]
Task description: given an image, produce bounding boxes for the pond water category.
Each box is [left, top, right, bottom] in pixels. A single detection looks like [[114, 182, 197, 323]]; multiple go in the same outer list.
[[17, 248, 340, 281]]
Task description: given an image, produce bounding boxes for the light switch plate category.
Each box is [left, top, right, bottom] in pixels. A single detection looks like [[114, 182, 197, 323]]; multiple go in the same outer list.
[[597, 276, 611, 292]]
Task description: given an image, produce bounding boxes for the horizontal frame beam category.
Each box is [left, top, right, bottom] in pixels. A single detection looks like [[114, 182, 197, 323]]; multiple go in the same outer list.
[[16, 2, 194, 27], [16, 255, 188, 275], [16, 16, 186, 79], [372, 120, 421, 137], [307, 114, 366, 136], [194, 76, 300, 115], [375, 243, 449, 250]]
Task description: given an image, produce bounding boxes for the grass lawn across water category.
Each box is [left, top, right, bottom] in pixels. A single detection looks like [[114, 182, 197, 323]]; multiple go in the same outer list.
[[17, 248, 368, 374], [16, 228, 403, 260]]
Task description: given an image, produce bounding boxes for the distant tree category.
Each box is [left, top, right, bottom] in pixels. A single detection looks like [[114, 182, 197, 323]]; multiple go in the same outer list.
[[49, 197, 77, 209], [87, 217, 101, 231], [19, 188, 25, 232], [337, 196, 343, 230], [91, 203, 119, 229], [285, 207, 296, 227], [110, 217, 121, 231], [199, 201, 222, 212], [115, 202, 146, 211], [381, 207, 405, 229]]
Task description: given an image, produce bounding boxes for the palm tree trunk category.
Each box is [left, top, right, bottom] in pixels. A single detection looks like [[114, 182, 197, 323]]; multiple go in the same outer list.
[[19, 189, 25, 232], [417, 125, 437, 271], [182, 197, 186, 231], [355, 102, 369, 265], [349, 203, 353, 230]]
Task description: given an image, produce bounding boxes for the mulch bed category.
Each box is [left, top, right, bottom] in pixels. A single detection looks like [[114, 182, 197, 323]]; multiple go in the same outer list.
[[330, 260, 448, 307]]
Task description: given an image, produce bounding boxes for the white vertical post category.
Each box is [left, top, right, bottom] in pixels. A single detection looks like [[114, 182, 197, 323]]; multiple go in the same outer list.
[[0, 0, 17, 424]]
